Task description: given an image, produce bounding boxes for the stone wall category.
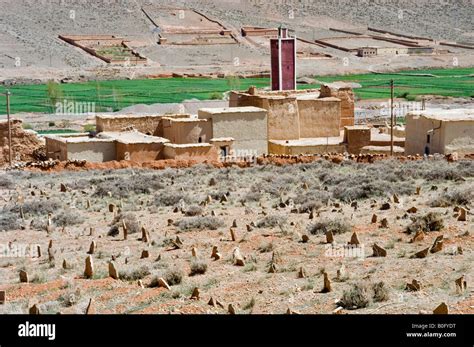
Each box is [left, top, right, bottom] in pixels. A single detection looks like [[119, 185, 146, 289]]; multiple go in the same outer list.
[[0, 119, 43, 166]]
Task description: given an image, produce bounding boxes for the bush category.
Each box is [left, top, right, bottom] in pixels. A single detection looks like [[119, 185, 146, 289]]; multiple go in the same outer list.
[[183, 205, 203, 217], [174, 216, 223, 231], [341, 282, 372, 309], [119, 265, 150, 281], [372, 281, 390, 302], [308, 219, 351, 235], [0, 176, 14, 189], [257, 241, 274, 253], [93, 175, 164, 198], [109, 213, 140, 236], [154, 191, 192, 207], [240, 191, 262, 203], [0, 211, 22, 231], [189, 260, 208, 276], [406, 212, 444, 234], [431, 187, 473, 207], [164, 267, 183, 285], [256, 215, 287, 228], [17, 199, 61, 216], [52, 210, 85, 227]]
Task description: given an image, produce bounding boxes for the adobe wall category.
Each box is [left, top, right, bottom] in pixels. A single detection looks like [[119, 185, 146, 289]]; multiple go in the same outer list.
[[96, 114, 190, 136], [116, 142, 165, 162], [269, 142, 347, 155], [198, 107, 269, 155], [162, 119, 212, 144], [0, 119, 43, 165], [45, 137, 68, 161], [67, 141, 117, 162], [163, 144, 218, 161], [320, 85, 355, 128], [298, 98, 341, 138], [443, 120, 474, 155], [343, 126, 371, 154]]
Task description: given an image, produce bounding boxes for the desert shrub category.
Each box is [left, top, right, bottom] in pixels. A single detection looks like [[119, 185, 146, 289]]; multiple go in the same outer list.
[[109, 213, 140, 236], [332, 178, 386, 202], [17, 199, 61, 216], [256, 215, 288, 228], [183, 205, 203, 217], [341, 282, 372, 309], [174, 216, 223, 231], [119, 265, 150, 281], [431, 187, 473, 207], [52, 210, 85, 227], [0, 176, 14, 189], [153, 191, 192, 207], [189, 259, 208, 276], [0, 211, 22, 231], [406, 212, 444, 234], [240, 191, 262, 203], [164, 267, 183, 285], [294, 194, 326, 213], [257, 241, 274, 253], [308, 219, 351, 235], [93, 174, 164, 198], [372, 281, 390, 302]]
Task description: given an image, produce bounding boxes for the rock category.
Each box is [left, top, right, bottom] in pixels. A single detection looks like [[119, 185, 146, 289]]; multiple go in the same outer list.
[[19, 270, 28, 283], [411, 247, 430, 259], [415, 187, 421, 195], [108, 204, 115, 213], [0, 290, 5, 304], [87, 241, 96, 255], [326, 230, 334, 244], [62, 259, 69, 270], [380, 218, 389, 228], [29, 304, 40, 314], [211, 246, 221, 260], [85, 298, 95, 314], [167, 219, 174, 226], [406, 279, 421, 292], [157, 278, 171, 290], [372, 243, 387, 257], [268, 263, 277, 273], [321, 272, 332, 293], [211, 210, 217, 217], [301, 234, 309, 243], [84, 255, 94, 279], [138, 280, 144, 288], [246, 224, 253, 232], [141, 227, 149, 243], [458, 207, 467, 222], [371, 214, 378, 224], [407, 207, 418, 214], [230, 228, 237, 242], [48, 247, 55, 262], [89, 227, 95, 236], [333, 307, 344, 315], [122, 219, 128, 240], [393, 194, 400, 203], [108, 261, 119, 280], [86, 199, 91, 209], [457, 246, 463, 255], [209, 177, 217, 186], [208, 297, 216, 307], [455, 275, 467, 293], [232, 219, 237, 228], [232, 247, 245, 266], [433, 302, 448, 314], [60, 183, 67, 192], [191, 247, 197, 257], [220, 195, 228, 203], [430, 235, 444, 253], [309, 210, 315, 219], [410, 230, 425, 243], [36, 245, 41, 258], [228, 304, 236, 314], [297, 267, 306, 279], [348, 232, 360, 246], [446, 152, 458, 162], [190, 287, 200, 300], [380, 202, 391, 210], [286, 308, 300, 314], [206, 195, 212, 204], [141, 250, 150, 259]]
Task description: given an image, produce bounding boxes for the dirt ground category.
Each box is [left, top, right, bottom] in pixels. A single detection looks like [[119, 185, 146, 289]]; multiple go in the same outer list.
[[0, 157, 472, 314]]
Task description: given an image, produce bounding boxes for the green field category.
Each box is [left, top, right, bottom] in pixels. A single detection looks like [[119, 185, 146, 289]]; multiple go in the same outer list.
[[0, 68, 472, 114]]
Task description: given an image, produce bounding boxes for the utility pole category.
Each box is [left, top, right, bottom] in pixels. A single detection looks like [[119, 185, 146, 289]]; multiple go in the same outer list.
[[390, 79, 394, 157], [4, 91, 13, 166]]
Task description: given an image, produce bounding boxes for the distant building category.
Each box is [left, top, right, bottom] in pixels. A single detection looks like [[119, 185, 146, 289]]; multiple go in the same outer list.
[[405, 109, 474, 155], [270, 27, 296, 91]]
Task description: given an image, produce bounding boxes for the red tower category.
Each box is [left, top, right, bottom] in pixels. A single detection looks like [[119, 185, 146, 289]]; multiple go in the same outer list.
[[270, 27, 296, 91]]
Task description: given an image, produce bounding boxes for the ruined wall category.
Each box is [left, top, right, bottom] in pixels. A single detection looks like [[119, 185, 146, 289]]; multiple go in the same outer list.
[[0, 119, 43, 166], [162, 119, 212, 144], [443, 120, 474, 155], [45, 137, 68, 161], [269, 141, 347, 155], [116, 142, 165, 162], [96, 114, 190, 135], [298, 97, 341, 138], [344, 126, 371, 154], [405, 114, 444, 155], [320, 85, 355, 128]]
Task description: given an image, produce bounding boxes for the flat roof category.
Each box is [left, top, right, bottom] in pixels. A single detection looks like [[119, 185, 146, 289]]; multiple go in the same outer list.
[[98, 131, 170, 144], [164, 143, 212, 148], [162, 117, 207, 123], [96, 113, 190, 120], [199, 106, 267, 114], [407, 108, 474, 121]]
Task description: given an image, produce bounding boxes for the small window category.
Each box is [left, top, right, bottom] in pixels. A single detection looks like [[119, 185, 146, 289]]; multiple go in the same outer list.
[[427, 134, 431, 144]]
